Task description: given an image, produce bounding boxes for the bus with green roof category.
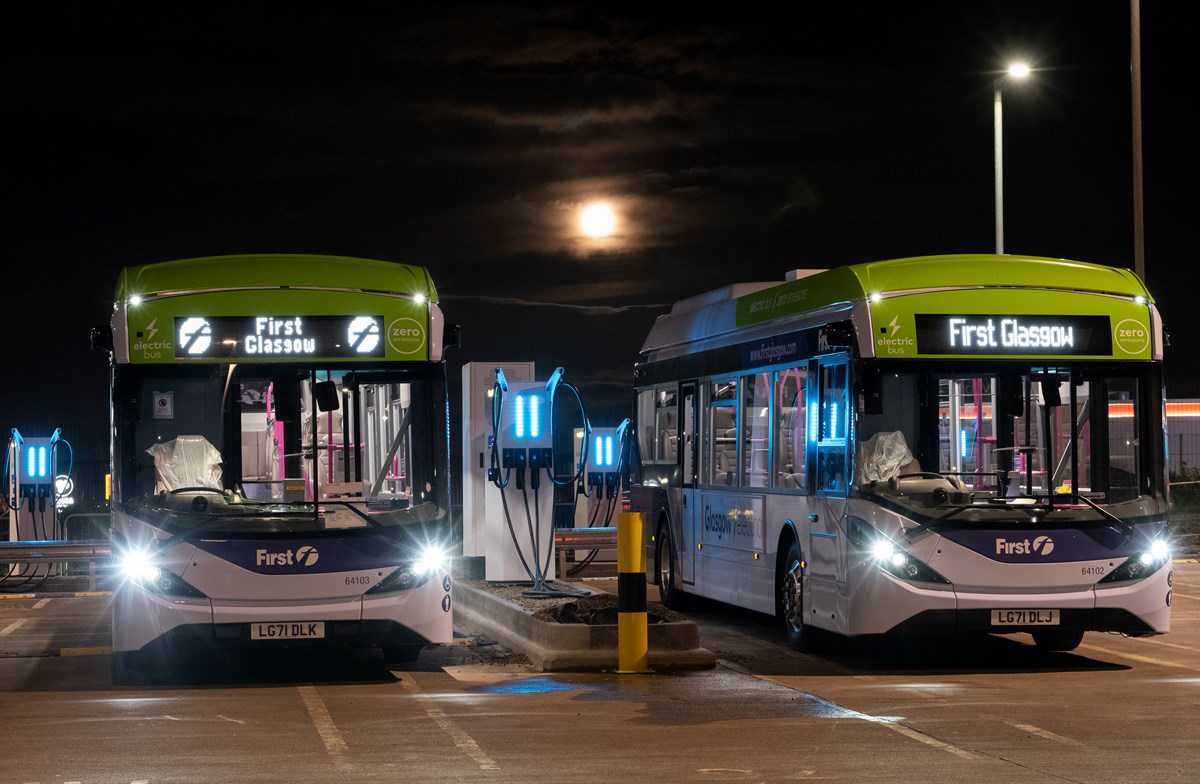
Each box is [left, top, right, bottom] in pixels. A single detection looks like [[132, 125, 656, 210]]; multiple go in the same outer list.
[[629, 254, 1171, 653], [93, 254, 458, 679]]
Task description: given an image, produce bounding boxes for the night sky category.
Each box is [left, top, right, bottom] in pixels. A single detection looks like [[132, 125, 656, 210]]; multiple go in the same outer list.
[[4, 2, 1193, 501]]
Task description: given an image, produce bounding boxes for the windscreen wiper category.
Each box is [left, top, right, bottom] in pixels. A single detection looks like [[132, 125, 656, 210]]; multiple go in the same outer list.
[[1072, 493, 1134, 536], [902, 504, 975, 540]]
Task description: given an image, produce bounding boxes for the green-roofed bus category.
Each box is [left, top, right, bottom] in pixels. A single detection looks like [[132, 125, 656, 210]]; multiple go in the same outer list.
[[629, 254, 1171, 653], [92, 254, 459, 680]]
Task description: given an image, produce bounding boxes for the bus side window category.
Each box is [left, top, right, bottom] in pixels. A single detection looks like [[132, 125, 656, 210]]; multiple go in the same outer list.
[[710, 405, 737, 485], [705, 379, 738, 485], [741, 372, 770, 487], [774, 366, 807, 490], [636, 389, 655, 464], [816, 360, 848, 494]]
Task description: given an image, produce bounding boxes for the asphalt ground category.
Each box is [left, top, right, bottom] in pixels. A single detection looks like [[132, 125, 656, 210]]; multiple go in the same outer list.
[[1, 560, 1199, 783]]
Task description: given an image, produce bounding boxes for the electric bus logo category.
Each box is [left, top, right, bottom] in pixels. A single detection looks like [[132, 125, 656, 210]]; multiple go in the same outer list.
[[178, 317, 213, 355], [995, 535, 1055, 557], [347, 316, 382, 353]]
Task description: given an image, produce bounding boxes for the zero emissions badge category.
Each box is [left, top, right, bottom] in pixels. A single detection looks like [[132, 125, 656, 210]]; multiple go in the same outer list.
[[388, 317, 426, 355], [1113, 318, 1150, 355]]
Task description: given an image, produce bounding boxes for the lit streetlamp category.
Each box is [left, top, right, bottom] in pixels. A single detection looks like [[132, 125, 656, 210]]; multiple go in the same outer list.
[[994, 62, 1030, 254]]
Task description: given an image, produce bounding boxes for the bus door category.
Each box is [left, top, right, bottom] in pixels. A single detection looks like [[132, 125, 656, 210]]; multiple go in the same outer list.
[[811, 354, 850, 620], [680, 380, 698, 585]]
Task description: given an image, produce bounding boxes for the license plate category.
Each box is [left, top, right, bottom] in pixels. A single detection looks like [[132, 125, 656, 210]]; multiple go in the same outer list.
[[250, 621, 326, 640], [990, 609, 1059, 626]]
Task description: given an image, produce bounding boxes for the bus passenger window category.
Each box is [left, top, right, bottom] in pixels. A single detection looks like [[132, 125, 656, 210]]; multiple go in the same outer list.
[[636, 386, 678, 464], [741, 372, 770, 487], [655, 389, 677, 462], [706, 378, 738, 485], [774, 366, 807, 490], [817, 361, 848, 494]]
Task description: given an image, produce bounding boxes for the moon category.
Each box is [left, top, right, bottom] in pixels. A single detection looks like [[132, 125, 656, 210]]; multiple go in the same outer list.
[[580, 202, 617, 238]]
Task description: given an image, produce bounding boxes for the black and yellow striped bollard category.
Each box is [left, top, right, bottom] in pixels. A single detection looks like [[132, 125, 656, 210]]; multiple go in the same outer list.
[[616, 511, 653, 674]]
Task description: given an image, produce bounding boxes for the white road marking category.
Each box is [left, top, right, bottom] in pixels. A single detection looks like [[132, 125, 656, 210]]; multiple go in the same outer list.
[[395, 671, 499, 770], [1001, 719, 1087, 747], [1080, 642, 1200, 672], [718, 659, 979, 760], [297, 685, 352, 773], [1, 618, 27, 636], [33, 598, 50, 609]]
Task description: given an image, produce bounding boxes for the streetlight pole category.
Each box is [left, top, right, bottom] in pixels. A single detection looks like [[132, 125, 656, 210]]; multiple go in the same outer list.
[[994, 63, 1030, 255]]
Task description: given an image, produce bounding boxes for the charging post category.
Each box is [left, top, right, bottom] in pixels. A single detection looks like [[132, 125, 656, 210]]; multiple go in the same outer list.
[[486, 367, 589, 597], [461, 361, 535, 579], [7, 428, 62, 543]]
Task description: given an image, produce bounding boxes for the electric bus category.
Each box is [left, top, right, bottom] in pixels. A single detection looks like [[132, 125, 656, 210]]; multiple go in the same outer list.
[[93, 254, 458, 678], [629, 254, 1172, 653]]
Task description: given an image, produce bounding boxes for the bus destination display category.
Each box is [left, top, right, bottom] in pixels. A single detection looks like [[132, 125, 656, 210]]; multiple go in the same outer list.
[[173, 315, 386, 359], [915, 314, 1112, 356]]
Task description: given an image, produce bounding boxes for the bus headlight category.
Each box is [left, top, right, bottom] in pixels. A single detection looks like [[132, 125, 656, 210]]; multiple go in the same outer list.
[[413, 546, 448, 576], [118, 548, 161, 583], [116, 548, 207, 598], [867, 538, 949, 584], [366, 546, 449, 595], [1098, 538, 1171, 584]]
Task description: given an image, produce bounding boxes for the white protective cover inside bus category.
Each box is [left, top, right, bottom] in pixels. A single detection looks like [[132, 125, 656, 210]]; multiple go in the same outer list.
[[858, 431, 915, 483], [146, 435, 223, 493]]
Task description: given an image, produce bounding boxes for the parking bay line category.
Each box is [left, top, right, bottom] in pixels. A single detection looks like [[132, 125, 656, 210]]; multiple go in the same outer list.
[[395, 671, 499, 770], [1079, 642, 1200, 672], [297, 685, 352, 773]]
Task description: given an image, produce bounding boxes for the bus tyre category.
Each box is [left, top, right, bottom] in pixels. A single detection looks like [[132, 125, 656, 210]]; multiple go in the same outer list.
[[780, 540, 821, 653], [1031, 629, 1084, 652], [656, 523, 689, 610]]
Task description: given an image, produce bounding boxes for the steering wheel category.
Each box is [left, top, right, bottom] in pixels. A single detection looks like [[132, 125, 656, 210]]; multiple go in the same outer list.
[[167, 486, 226, 495], [161, 486, 229, 512]]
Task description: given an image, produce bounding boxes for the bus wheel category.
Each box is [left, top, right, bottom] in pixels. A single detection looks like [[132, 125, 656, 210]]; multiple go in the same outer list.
[[1031, 629, 1084, 652], [780, 540, 820, 652], [656, 523, 689, 610]]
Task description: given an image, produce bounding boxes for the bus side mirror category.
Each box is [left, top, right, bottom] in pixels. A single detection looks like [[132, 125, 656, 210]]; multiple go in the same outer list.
[[314, 381, 340, 412], [1040, 380, 1062, 408], [443, 322, 462, 351]]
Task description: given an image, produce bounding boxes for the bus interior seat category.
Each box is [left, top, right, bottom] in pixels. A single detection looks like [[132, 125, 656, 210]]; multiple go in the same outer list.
[[775, 406, 803, 487], [660, 430, 678, 462], [315, 408, 344, 446], [712, 406, 737, 484], [146, 435, 223, 493], [241, 429, 270, 480]]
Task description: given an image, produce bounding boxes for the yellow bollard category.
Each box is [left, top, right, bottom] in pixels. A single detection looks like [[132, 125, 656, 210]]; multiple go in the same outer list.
[[616, 511, 653, 674]]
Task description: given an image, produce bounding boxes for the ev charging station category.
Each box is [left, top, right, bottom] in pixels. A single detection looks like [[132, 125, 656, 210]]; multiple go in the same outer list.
[[461, 361, 535, 577], [568, 420, 629, 568], [584, 420, 628, 513], [484, 366, 590, 596], [6, 428, 67, 544]]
